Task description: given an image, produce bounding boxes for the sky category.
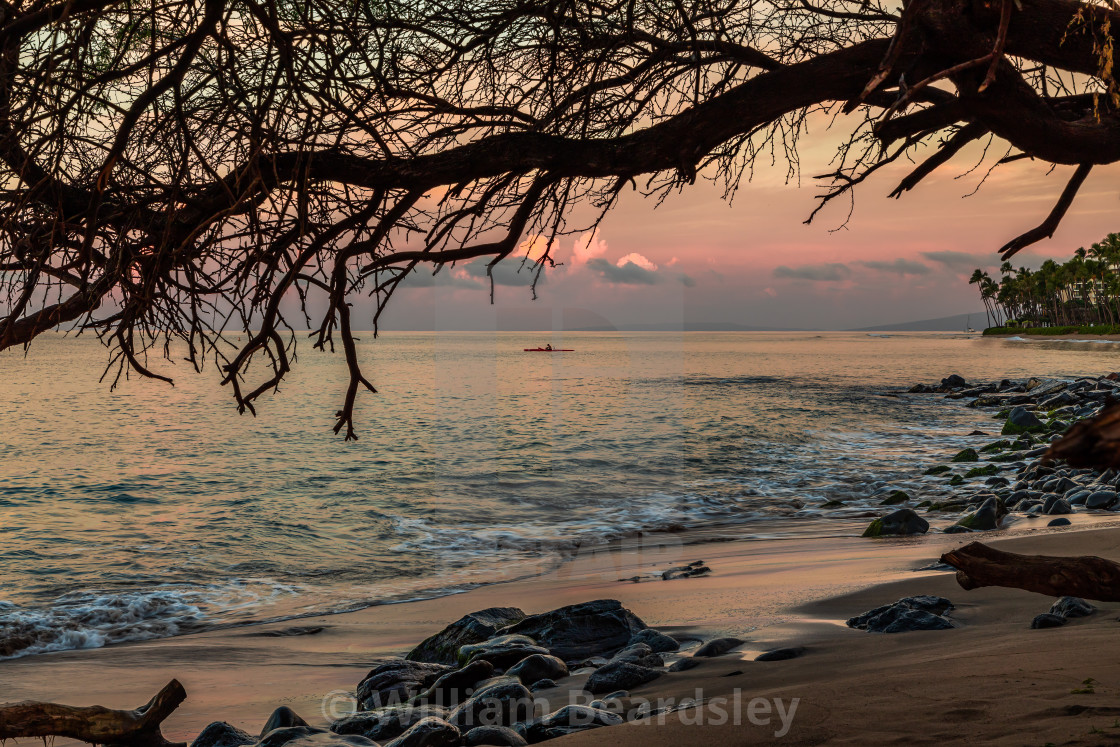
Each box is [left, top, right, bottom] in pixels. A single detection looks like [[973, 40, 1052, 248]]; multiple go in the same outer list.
[[370, 132, 1120, 332]]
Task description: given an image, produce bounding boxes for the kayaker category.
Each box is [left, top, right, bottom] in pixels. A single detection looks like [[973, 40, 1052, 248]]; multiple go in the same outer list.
[[544, 344, 552, 351]]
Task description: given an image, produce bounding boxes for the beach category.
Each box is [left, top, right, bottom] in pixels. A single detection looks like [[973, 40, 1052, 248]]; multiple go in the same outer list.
[[6, 520, 1120, 745]]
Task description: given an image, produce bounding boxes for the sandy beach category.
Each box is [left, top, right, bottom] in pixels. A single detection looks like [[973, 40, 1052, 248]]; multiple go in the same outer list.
[[6, 519, 1120, 746]]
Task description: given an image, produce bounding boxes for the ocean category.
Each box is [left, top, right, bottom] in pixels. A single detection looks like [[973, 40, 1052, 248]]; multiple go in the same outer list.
[[1, 330, 1117, 659]]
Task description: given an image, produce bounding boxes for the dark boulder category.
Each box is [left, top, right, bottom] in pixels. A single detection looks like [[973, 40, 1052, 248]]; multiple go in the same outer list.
[[384, 717, 460, 747], [693, 637, 744, 657], [1030, 613, 1067, 629], [413, 660, 495, 707], [608, 642, 663, 668], [754, 647, 806, 662], [506, 654, 568, 686], [1051, 597, 1095, 618], [497, 600, 646, 663], [528, 679, 557, 691], [521, 705, 623, 743], [862, 508, 929, 537], [668, 657, 700, 672], [941, 374, 968, 389], [448, 680, 533, 730], [408, 608, 526, 665], [258, 727, 376, 747], [331, 706, 451, 743], [463, 726, 528, 747], [357, 661, 452, 709], [1048, 517, 1072, 527], [951, 448, 979, 463], [261, 708, 309, 736], [1046, 498, 1073, 515], [459, 637, 550, 670], [1086, 491, 1119, 509], [1003, 407, 1046, 436], [847, 596, 954, 633], [627, 629, 680, 653], [584, 661, 662, 694], [192, 722, 256, 747]]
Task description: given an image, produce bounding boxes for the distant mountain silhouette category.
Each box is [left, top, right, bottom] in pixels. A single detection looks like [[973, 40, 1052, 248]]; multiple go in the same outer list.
[[849, 312, 987, 332]]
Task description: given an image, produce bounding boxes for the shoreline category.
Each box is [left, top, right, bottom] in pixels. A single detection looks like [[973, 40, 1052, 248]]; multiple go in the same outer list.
[[9, 370, 1120, 745], [5, 521, 1119, 745]]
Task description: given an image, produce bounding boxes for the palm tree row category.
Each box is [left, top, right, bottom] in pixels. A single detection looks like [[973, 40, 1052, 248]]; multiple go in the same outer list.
[[970, 233, 1120, 330]]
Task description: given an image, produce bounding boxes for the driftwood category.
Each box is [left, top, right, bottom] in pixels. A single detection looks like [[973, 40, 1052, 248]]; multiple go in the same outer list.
[[941, 542, 1120, 602], [0, 679, 187, 747]]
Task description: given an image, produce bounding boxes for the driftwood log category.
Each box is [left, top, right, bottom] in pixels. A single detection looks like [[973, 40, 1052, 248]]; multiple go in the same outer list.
[[0, 679, 187, 746], [942, 542, 1120, 602]]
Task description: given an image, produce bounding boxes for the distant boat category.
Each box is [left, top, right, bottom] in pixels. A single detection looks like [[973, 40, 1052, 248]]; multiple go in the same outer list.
[[965, 315, 976, 333]]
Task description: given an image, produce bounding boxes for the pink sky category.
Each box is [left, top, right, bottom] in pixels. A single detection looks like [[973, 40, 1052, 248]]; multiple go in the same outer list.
[[376, 138, 1120, 331]]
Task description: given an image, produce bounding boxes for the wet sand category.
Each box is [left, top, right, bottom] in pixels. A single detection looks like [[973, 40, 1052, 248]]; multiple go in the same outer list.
[[6, 519, 1120, 745]]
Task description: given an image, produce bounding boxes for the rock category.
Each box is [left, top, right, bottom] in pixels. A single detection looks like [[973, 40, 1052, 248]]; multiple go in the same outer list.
[[257, 727, 376, 747], [1047, 517, 1072, 527], [879, 490, 910, 505], [460, 638, 550, 670], [331, 706, 451, 742], [1046, 498, 1073, 515], [754, 647, 806, 662], [1003, 407, 1046, 435], [584, 661, 662, 694], [608, 642, 662, 668], [1086, 490, 1119, 509], [847, 596, 954, 633], [521, 705, 623, 743], [463, 725, 528, 747], [692, 637, 744, 657], [357, 661, 452, 709], [965, 464, 998, 478], [408, 608, 526, 665], [941, 374, 968, 388], [261, 708, 309, 736], [506, 654, 568, 686], [448, 680, 533, 730], [951, 448, 980, 463], [497, 600, 646, 663], [589, 691, 628, 709], [192, 722, 256, 747], [1030, 613, 1068, 629], [384, 717, 460, 747], [955, 497, 1003, 531], [627, 629, 680, 653], [924, 465, 952, 476], [1051, 597, 1095, 618], [413, 660, 495, 707], [862, 508, 929, 537], [943, 525, 972, 534], [528, 679, 557, 691], [668, 657, 701, 672]]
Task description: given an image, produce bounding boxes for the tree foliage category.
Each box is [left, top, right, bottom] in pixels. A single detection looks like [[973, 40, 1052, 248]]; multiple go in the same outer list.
[[0, 0, 1118, 436], [972, 233, 1120, 329]]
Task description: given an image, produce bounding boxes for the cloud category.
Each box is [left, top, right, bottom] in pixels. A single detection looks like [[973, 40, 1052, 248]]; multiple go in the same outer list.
[[858, 258, 931, 276], [586, 257, 659, 285], [677, 274, 696, 287], [616, 252, 658, 271], [773, 262, 851, 282], [921, 250, 992, 272], [572, 230, 609, 265], [402, 267, 477, 288], [463, 258, 542, 286]]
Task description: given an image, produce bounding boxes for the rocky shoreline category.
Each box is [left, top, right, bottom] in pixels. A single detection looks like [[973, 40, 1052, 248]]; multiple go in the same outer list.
[[178, 371, 1120, 747], [190, 599, 775, 747], [858, 372, 1120, 537]]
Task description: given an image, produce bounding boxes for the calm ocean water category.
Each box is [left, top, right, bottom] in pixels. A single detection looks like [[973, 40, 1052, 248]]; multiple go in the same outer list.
[[1, 331, 1118, 659]]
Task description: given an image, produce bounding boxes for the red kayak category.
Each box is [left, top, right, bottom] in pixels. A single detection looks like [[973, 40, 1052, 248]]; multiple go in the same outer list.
[[523, 348, 574, 352]]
